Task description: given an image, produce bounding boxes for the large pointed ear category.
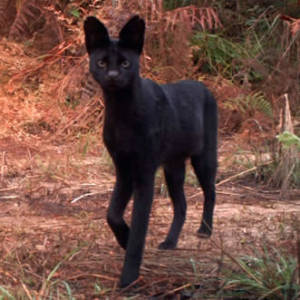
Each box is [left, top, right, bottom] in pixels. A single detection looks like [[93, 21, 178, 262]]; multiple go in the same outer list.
[[84, 16, 110, 55], [119, 15, 145, 54]]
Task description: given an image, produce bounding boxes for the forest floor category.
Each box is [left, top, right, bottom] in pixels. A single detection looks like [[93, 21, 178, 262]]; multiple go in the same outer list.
[[0, 135, 299, 299], [0, 39, 299, 299]]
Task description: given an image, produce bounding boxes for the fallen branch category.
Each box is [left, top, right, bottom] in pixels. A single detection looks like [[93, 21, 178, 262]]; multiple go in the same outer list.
[[216, 161, 273, 187], [189, 160, 273, 199]]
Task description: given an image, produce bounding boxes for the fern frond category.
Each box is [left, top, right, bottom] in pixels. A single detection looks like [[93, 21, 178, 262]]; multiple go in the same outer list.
[[251, 92, 273, 118], [225, 91, 273, 118], [8, 0, 42, 41], [165, 5, 222, 32]]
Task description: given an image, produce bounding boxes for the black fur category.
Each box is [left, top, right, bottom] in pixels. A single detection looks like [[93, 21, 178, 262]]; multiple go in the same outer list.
[[84, 15, 218, 288]]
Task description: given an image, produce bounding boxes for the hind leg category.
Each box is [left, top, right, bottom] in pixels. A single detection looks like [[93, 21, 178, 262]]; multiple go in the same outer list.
[[191, 153, 217, 238], [158, 160, 187, 250]]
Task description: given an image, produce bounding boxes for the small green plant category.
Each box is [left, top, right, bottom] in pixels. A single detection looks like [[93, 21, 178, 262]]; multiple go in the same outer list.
[[224, 91, 273, 118], [190, 258, 202, 283], [39, 248, 80, 299], [0, 286, 15, 300], [94, 281, 111, 297], [65, 95, 80, 109], [277, 131, 300, 151], [69, 7, 81, 19], [219, 246, 300, 299], [275, 131, 300, 188]]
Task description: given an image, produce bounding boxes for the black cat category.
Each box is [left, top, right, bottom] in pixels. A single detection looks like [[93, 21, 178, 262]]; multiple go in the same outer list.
[[84, 15, 218, 288]]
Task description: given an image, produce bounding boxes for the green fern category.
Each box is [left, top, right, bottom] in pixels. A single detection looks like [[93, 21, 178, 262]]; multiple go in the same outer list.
[[225, 91, 273, 118], [192, 32, 252, 78]]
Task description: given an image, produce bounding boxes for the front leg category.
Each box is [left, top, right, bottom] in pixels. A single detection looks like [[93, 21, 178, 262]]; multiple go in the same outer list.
[[119, 173, 155, 288], [107, 165, 133, 249]]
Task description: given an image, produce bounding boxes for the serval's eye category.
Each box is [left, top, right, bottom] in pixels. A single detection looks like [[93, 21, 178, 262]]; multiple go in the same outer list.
[[121, 60, 130, 68], [97, 60, 107, 68]]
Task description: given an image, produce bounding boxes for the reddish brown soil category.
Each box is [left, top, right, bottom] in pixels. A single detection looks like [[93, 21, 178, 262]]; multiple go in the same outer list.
[[0, 136, 299, 299]]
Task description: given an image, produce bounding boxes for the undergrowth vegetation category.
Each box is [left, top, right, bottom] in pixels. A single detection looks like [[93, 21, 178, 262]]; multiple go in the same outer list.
[[224, 92, 273, 118], [220, 245, 300, 299]]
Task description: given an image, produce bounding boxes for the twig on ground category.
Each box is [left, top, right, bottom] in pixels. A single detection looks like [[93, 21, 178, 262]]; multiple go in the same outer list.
[[189, 161, 273, 199], [71, 192, 101, 203], [216, 161, 273, 187], [20, 281, 33, 300], [0, 195, 19, 199], [0, 187, 18, 192], [66, 273, 116, 281], [158, 283, 192, 298]]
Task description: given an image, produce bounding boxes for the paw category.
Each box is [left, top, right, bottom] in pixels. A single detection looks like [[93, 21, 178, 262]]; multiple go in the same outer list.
[[119, 271, 139, 288], [119, 239, 128, 250], [158, 240, 177, 250], [197, 226, 212, 239]]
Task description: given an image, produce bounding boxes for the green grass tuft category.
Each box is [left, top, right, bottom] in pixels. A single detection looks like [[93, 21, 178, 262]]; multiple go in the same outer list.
[[219, 246, 300, 299]]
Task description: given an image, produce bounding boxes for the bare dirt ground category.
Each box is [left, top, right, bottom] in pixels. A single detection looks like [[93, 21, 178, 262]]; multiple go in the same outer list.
[[0, 136, 299, 299]]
